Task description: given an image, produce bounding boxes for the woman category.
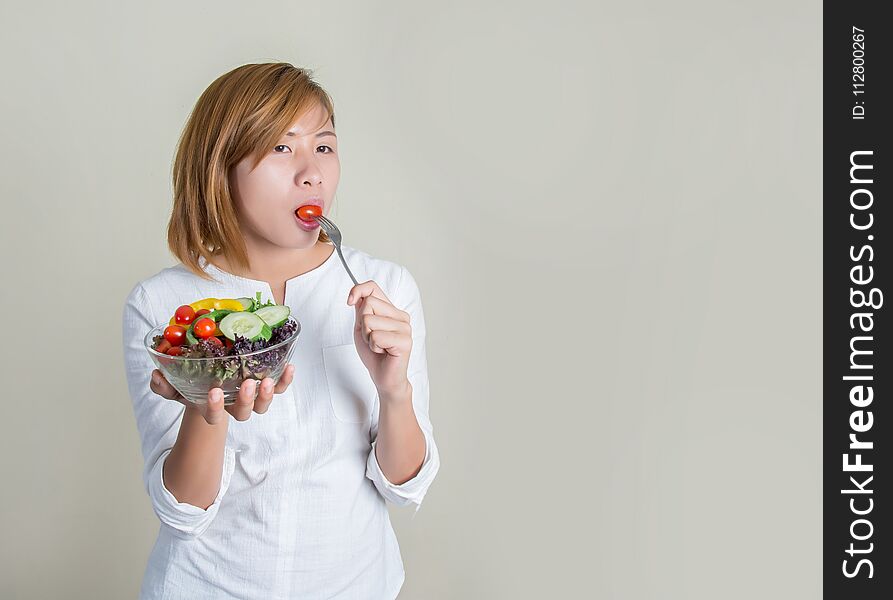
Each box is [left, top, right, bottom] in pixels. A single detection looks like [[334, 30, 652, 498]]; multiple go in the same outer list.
[[121, 62, 440, 599]]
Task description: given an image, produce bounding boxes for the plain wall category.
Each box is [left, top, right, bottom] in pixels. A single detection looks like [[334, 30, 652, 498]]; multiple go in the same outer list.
[[0, 1, 821, 598]]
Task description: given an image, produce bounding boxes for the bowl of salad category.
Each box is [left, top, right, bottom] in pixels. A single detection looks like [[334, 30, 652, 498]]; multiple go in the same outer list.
[[144, 292, 301, 405]]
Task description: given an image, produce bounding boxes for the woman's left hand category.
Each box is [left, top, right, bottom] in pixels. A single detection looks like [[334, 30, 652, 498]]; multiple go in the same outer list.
[[347, 280, 412, 398]]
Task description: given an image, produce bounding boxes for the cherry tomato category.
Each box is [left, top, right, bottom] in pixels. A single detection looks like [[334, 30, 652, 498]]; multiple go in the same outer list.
[[156, 339, 172, 354], [193, 317, 217, 339], [206, 336, 224, 348], [296, 204, 322, 221], [166, 346, 184, 356], [195, 308, 212, 318], [164, 325, 187, 346], [224, 338, 233, 350], [174, 305, 196, 326]]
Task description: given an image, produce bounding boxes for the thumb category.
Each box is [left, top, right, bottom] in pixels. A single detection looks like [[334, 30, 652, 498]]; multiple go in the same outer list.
[[201, 389, 227, 425]]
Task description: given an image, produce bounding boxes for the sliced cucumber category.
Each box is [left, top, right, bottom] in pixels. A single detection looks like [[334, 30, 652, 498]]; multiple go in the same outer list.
[[219, 311, 266, 341], [254, 305, 290, 328], [235, 297, 255, 311]]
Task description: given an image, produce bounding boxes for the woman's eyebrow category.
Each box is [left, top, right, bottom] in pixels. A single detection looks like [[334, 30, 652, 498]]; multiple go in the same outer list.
[[284, 130, 336, 138]]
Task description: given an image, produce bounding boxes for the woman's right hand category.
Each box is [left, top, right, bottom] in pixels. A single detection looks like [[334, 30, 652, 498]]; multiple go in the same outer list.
[[149, 365, 296, 425]]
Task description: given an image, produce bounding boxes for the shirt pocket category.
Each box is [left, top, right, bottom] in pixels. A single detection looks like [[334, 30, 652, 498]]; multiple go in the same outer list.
[[322, 343, 377, 424]]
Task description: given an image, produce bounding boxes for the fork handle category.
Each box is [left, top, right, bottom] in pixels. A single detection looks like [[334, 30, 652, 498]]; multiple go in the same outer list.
[[333, 243, 359, 286]]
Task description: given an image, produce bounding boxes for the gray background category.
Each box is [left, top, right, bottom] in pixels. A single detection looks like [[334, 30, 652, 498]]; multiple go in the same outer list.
[[0, 1, 821, 598]]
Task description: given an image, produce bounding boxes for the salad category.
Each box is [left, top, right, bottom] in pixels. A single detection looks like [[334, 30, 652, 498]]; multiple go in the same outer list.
[[150, 292, 300, 387]]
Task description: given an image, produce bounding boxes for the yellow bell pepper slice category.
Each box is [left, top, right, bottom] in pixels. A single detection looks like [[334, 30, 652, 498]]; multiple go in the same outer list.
[[213, 299, 246, 311], [190, 298, 220, 311]]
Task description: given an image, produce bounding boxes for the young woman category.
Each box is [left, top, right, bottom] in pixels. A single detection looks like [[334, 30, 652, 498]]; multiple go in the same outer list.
[[121, 63, 440, 599]]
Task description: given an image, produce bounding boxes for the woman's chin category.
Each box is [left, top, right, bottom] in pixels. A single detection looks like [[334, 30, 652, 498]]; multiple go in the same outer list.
[[288, 233, 322, 249]]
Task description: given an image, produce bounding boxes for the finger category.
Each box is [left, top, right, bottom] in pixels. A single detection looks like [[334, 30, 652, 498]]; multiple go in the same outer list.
[[358, 299, 409, 344], [273, 364, 295, 394], [355, 297, 373, 343], [151, 369, 184, 401], [227, 379, 257, 421], [362, 314, 411, 336], [202, 388, 227, 425], [358, 295, 408, 322], [368, 330, 412, 356], [347, 280, 391, 306], [253, 377, 276, 414]]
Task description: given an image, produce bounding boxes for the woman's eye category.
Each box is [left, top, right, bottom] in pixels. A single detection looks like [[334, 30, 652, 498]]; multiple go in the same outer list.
[[273, 144, 291, 153], [317, 145, 334, 153]]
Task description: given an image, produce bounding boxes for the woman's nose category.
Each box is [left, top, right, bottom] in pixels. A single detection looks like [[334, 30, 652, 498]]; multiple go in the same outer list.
[[295, 155, 324, 186]]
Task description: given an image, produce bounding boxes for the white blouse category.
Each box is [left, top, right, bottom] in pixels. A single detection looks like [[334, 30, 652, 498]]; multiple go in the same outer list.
[[120, 245, 440, 599]]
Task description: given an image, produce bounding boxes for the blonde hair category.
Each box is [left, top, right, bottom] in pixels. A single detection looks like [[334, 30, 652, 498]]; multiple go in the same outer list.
[[168, 62, 335, 280]]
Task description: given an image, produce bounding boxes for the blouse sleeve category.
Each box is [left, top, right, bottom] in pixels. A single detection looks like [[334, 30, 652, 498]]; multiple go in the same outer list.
[[121, 283, 236, 538], [365, 266, 441, 511]]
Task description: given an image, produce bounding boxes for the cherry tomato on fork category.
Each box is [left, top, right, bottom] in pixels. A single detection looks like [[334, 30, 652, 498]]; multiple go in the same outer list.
[[163, 325, 187, 346], [193, 317, 217, 339], [296, 204, 322, 221]]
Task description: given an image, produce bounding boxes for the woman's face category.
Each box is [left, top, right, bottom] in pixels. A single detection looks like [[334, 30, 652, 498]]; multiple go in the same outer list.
[[229, 103, 340, 249]]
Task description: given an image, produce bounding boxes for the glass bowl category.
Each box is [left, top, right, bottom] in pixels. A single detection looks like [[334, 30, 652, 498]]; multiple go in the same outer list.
[[143, 319, 301, 405]]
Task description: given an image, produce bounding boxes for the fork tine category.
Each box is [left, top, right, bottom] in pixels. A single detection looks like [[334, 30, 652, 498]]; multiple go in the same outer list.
[[321, 216, 338, 234], [315, 215, 340, 241]]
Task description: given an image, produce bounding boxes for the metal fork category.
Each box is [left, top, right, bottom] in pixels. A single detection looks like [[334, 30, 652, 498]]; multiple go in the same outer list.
[[314, 214, 359, 285]]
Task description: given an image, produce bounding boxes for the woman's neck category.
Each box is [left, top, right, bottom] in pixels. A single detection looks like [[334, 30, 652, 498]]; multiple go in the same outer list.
[[210, 242, 334, 304]]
